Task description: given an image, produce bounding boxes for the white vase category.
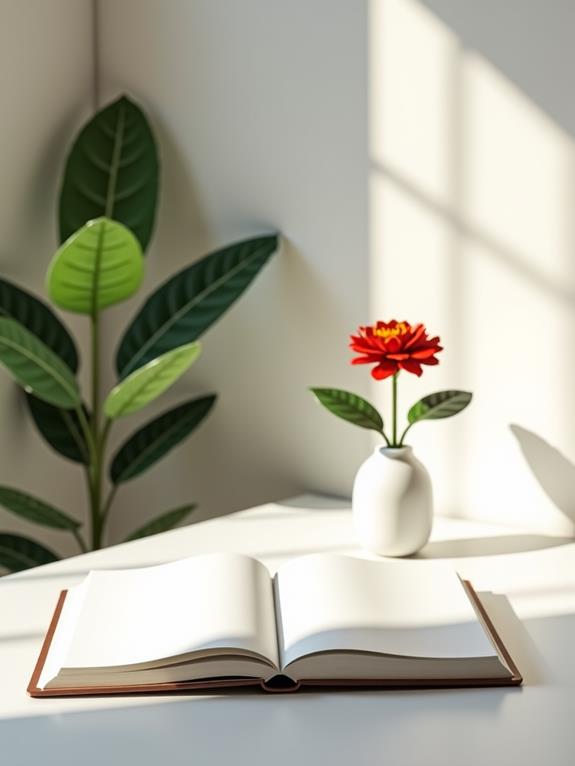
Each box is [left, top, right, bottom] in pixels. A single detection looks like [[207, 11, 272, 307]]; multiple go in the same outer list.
[[352, 446, 433, 556]]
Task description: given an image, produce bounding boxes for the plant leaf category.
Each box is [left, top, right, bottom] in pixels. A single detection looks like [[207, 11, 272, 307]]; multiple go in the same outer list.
[[123, 505, 196, 542], [116, 235, 278, 378], [104, 342, 201, 419], [59, 94, 159, 251], [26, 394, 89, 463], [47, 218, 144, 314], [0, 533, 59, 573], [310, 388, 385, 434], [0, 487, 80, 530], [0, 318, 81, 408], [0, 277, 78, 371], [110, 395, 216, 484], [407, 390, 473, 424]]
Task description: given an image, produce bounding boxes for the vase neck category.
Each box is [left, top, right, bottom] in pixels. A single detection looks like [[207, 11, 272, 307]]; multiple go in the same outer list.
[[377, 445, 413, 459]]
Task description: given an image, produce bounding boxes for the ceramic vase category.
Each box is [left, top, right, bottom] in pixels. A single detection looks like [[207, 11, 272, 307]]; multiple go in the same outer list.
[[352, 446, 433, 556]]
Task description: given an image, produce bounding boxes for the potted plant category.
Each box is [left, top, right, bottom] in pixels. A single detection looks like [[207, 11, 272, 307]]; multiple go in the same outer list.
[[0, 95, 278, 571], [311, 319, 471, 556]]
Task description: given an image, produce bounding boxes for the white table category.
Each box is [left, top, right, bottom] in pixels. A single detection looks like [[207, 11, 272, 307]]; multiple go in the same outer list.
[[1, 494, 575, 765]]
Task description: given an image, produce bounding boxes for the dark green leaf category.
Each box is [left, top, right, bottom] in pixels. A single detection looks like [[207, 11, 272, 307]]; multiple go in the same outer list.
[[0, 533, 59, 573], [310, 388, 384, 433], [0, 277, 78, 371], [110, 395, 216, 484], [0, 487, 80, 530], [26, 394, 89, 463], [0, 318, 81, 408], [123, 505, 196, 542], [59, 95, 159, 251], [407, 390, 472, 424], [116, 235, 278, 377]]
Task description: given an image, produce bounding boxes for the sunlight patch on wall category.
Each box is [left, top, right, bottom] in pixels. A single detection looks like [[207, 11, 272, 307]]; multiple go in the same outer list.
[[369, 0, 575, 534], [370, 0, 457, 206], [463, 52, 573, 285]]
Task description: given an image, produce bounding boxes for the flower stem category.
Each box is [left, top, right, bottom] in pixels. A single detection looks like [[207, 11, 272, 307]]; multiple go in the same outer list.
[[391, 372, 399, 446]]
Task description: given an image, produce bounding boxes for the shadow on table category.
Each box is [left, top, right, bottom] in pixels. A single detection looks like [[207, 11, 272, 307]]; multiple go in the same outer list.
[[276, 494, 351, 511], [413, 534, 572, 559], [1, 673, 514, 766], [476, 591, 545, 686]]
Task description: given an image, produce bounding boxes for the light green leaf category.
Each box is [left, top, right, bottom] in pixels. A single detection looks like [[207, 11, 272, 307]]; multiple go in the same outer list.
[[116, 235, 278, 377], [0, 318, 81, 408], [310, 388, 384, 434], [59, 94, 159, 252], [0, 487, 80, 530], [104, 342, 201, 419], [123, 504, 196, 542], [407, 390, 472, 424], [0, 534, 59, 573], [110, 395, 216, 484], [47, 218, 144, 314]]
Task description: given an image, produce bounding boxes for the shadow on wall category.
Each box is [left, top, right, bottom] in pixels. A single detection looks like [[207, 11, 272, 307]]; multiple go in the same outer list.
[[510, 424, 575, 534]]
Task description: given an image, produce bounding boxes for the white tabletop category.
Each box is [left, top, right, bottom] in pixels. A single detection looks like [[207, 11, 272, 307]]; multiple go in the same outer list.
[[1, 494, 574, 765]]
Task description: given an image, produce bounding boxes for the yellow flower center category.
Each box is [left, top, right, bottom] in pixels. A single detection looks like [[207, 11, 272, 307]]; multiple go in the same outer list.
[[373, 322, 409, 338]]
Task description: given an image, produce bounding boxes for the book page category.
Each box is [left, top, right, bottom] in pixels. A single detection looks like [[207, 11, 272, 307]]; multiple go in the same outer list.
[[59, 553, 279, 671], [275, 554, 497, 668]]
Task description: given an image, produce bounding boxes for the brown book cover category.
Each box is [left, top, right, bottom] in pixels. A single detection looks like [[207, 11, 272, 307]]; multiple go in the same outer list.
[[27, 581, 522, 697]]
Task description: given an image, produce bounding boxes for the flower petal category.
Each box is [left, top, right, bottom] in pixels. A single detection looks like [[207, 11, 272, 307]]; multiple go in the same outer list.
[[384, 336, 402, 353], [351, 356, 379, 365], [403, 324, 426, 349], [371, 360, 398, 380], [386, 353, 410, 360], [399, 358, 423, 376], [411, 347, 440, 360]]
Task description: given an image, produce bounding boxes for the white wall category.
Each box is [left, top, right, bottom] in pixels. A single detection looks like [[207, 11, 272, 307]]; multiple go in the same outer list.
[[97, 0, 371, 541], [2, 0, 574, 551], [0, 0, 95, 555], [371, 0, 575, 535]]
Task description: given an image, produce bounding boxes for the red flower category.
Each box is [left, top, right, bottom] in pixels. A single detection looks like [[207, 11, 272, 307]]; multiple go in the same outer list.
[[350, 320, 442, 380]]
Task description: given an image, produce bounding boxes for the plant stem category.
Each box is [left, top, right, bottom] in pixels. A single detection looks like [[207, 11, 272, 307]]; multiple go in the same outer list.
[[90, 312, 100, 437], [89, 304, 101, 549], [72, 528, 88, 554], [398, 423, 411, 447], [101, 484, 118, 524], [391, 372, 399, 446]]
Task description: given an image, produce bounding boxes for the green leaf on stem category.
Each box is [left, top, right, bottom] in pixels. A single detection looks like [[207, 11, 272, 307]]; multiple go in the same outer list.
[[110, 395, 216, 484], [47, 218, 144, 314], [123, 504, 196, 542], [26, 394, 89, 463], [0, 487, 81, 530], [59, 95, 159, 251], [0, 277, 78, 371], [0, 533, 59, 573], [310, 388, 385, 434], [104, 342, 201, 419], [0, 318, 81, 408], [115, 235, 278, 378], [407, 390, 472, 424]]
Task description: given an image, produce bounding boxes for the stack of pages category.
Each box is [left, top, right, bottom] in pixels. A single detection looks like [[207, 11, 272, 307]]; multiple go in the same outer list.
[[29, 553, 521, 695]]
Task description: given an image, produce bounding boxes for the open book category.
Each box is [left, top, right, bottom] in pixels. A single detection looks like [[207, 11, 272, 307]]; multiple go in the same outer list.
[[29, 553, 521, 696]]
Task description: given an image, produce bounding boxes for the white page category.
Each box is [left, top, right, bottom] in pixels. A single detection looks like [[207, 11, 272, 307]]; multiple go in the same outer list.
[[275, 554, 497, 667], [60, 553, 279, 670]]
